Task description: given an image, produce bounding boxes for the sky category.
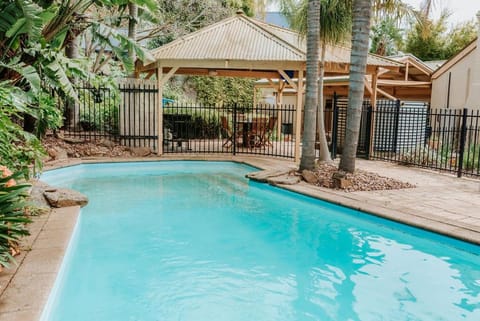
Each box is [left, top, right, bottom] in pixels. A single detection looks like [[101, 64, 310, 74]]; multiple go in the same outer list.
[[403, 0, 480, 27], [268, 0, 480, 27]]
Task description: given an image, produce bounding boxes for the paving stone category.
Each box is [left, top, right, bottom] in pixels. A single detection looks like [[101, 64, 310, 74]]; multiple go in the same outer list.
[[0, 309, 39, 321]]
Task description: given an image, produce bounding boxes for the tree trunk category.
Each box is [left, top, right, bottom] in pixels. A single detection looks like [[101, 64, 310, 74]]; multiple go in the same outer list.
[[316, 43, 332, 163], [65, 35, 79, 59], [128, 2, 138, 77], [339, 0, 372, 173], [300, 0, 321, 171], [64, 30, 80, 131]]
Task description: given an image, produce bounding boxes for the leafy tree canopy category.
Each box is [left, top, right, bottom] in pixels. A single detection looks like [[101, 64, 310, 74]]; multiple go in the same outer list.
[[147, 0, 257, 105], [405, 13, 477, 61], [187, 76, 255, 106], [370, 18, 404, 56]]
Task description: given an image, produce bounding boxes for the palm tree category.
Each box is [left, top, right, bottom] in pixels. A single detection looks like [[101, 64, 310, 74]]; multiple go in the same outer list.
[[371, 0, 417, 26], [338, 0, 372, 173], [316, 1, 351, 162], [420, 0, 440, 17], [128, 2, 138, 77], [300, 0, 321, 170], [284, 0, 351, 165]]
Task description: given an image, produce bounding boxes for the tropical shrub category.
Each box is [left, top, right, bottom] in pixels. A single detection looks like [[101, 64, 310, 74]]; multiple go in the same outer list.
[[79, 87, 120, 134], [163, 107, 222, 139], [33, 92, 63, 138], [187, 76, 255, 106], [463, 143, 480, 171], [0, 167, 31, 269], [0, 83, 45, 177], [399, 144, 450, 167]]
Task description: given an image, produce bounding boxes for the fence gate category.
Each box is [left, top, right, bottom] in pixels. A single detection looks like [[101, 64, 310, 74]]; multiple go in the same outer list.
[[118, 79, 159, 152]]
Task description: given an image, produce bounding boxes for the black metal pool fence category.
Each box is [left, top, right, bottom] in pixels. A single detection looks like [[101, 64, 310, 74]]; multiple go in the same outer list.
[[60, 83, 480, 178], [331, 98, 480, 178], [62, 83, 297, 159]]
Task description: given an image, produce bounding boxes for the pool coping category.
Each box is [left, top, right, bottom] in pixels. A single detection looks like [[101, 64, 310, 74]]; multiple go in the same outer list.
[[0, 156, 478, 321]]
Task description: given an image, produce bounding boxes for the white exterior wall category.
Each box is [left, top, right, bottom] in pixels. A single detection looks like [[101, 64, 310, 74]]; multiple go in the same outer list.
[[431, 51, 477, 109], [432, 13, 480, 110]]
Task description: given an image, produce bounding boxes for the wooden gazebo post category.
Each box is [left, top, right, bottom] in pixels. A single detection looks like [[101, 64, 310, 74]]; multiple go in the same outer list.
[[368, 68, 379, 158], [295, 69, 304, 163], [276, 81, 285, 144]]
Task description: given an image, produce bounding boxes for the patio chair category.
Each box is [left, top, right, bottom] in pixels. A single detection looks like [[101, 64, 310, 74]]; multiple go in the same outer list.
[[263, 116, 277, 146], [221, 116, 234, 148], [247, 117, 268, 148]]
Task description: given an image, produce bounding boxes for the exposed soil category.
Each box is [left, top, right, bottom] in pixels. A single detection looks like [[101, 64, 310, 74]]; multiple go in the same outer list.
[[42, 135, 152, 160]]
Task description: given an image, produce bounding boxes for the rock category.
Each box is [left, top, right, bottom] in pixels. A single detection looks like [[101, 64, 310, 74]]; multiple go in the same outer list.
[[332, 171, 352, 189], [129, 147, 152, 157], [53, 147, 68, 160], [62, 137, 85, 144], [47, 148, 57, 159], [267, 174, 301, 185], [246, 169, 291, 182], [28, 181, 52, 210], [43, 188, 88, 208], [100, 139, 116, 148], [301, 170, 318, 184]]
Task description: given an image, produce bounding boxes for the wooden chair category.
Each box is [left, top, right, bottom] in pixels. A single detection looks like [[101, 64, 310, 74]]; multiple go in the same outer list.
[[220, 116, 234, 148], [263, 116, 277, 146], [248, 117, 268, 148], [221, 116, 243, 148]]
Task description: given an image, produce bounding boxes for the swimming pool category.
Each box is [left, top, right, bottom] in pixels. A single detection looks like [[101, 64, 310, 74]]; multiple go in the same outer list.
[[41, 161, 480, 321]]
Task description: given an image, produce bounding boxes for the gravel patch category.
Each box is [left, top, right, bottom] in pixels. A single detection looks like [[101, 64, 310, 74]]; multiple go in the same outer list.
[[307, 163, 415, 192]]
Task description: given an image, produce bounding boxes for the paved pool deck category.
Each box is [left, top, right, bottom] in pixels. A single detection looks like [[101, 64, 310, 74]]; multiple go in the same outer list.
[[0, 156, 479, 321]]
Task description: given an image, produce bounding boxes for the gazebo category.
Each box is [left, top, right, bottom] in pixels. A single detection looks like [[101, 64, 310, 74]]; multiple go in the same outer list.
[[136, 11, 402, 161]]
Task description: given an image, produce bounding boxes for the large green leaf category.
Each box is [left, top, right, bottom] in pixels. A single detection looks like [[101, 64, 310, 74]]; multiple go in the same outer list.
[[0, 59, 41, 93], [89, 21, 154, 71], [44, 59, 78, 100], [5, 0, 45, 42]]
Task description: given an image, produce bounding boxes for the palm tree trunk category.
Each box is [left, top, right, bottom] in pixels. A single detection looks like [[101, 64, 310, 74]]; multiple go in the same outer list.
[[300, 0, 320, 171], [339, 0, 372, 173], [128, 2, 138, 77], [316, 42, 332, 163]]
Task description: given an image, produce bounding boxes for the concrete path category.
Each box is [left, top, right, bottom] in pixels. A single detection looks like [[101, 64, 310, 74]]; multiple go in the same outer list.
[[280, 159, 480, 244]]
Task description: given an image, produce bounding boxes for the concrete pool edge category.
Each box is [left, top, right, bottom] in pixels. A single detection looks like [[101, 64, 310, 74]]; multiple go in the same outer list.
[[276, 182, 480, 246], [0, 156, 478, 321], [0, 207, 79, 321]]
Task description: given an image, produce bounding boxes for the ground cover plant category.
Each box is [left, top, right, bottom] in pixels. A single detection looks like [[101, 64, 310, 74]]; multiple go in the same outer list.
[[0, 167, 31, 270]]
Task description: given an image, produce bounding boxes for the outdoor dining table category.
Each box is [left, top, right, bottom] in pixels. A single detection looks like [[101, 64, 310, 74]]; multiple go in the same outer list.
[[236, 116, 268, 148]]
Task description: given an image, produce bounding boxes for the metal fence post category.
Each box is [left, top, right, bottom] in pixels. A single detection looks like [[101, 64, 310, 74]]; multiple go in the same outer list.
[[232, 103, 237, 156], [331, 93, 339, 159], [365, 105, 373, 159], [393, 100, 401, 153], [457, 108, 468, 178]]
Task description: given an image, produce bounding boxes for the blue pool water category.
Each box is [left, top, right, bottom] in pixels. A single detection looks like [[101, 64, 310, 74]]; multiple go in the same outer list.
[[40, 161, 480, 321]]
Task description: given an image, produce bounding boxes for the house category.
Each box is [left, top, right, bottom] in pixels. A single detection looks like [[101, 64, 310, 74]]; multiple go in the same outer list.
[[431, 13, 480, 109]]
